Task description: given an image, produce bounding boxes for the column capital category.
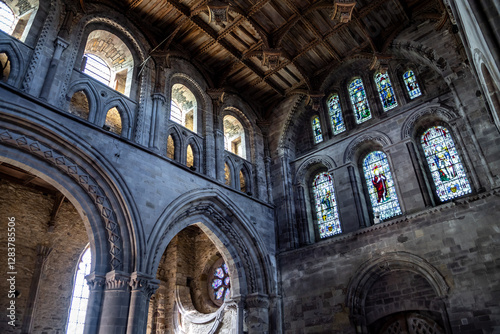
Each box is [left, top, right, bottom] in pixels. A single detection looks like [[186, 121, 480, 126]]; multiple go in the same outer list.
[[129, 272, 160, 298], [151, 92, 167, 103], [85, 273, 106, 291], [245, 293, 270, 309], [105, 270, 131, 291]]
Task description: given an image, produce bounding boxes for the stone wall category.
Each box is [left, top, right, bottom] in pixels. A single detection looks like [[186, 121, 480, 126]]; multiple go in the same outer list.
[[0, 179, 88, 333]]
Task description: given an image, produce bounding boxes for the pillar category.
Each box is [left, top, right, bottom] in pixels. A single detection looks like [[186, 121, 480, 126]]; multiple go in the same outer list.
[[98, 271, 131, 334], [149, 93, 166, 152], [83, 273, 106, 334], [245, 293, 270, 334], [39, 37, 69, 101]]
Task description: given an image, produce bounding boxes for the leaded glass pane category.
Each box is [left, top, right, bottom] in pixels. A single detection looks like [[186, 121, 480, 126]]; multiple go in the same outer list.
[[403, 70, 422, 99], [0, 2, 15, 35], [327, 94, 346, 135], [362, 151, 402, 220], [211, 262, 230, 301], [313, 172, 342, 238], [312, 116, 323, 143], [349, 78, 372, 124], [83, 53, 111, 86], [66, 247, 91, 334], [421, 126, 471, 201], [375, 72, 398, 111]]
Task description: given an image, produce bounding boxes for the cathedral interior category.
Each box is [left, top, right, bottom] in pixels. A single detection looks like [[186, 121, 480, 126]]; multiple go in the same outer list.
[[0, 0, 499, 333]]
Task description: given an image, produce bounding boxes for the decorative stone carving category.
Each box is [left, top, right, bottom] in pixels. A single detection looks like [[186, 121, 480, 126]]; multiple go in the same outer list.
[[295, 155, 337, 184], [400, 105, 458, 140], [343, 131, 392, 164], [85, 273, 106, 291], [130, 272, 160, 298], [245, 293, 270, 309], [309, 93, 324, 111], [105, 270, 131, 291], [331, 0, 357, 23]]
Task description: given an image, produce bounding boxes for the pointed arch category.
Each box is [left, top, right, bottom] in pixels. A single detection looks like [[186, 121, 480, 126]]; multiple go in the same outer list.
[[185, 136, 202, 172], [224, 157, 235, 188], [167, 126, 182, 162], [101, 98, 132, 139], [66, 80, 100, 123], [0, 39, 26, 86], [238, 164, 252, 194]]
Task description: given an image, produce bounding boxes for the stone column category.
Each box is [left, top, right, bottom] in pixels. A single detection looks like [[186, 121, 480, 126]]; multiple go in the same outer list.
[[215, 129, 225, 182], [126, 272, 160, 334], [149, 93, 166, 152], [21, 245, 52, 334], [83, 273, 106, 334], [98, 271, 131, 334], [406, 142, 433, 207], [207, 89, 224, 181], [348, 165, 368, 228], [39, 36, 69, 101], [245, 293, 270, 334], [295, 183, 311, 246]]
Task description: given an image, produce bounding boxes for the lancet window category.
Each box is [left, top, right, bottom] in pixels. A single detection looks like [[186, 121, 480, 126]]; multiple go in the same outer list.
[[349, 78, 372, 124], [327, 94, 346, 135], [312, 172, 342, 238]]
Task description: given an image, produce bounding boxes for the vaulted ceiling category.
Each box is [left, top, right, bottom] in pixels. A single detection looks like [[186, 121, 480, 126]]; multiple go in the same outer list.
[[92, 0, 448, 113]]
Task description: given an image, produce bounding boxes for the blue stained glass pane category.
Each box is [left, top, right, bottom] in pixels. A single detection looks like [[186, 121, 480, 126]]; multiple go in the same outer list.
[[215, 267, 224, 278], [215, 287, 224, 300], [225, 288, 231, 300], [421, 126, 471, 201], [224, 277, 230, 285], [212, 279, 223, 289], [223, 263, 229, 274], [403, 70, 422, 99], [362, 151, 402, 220], [312, 116, 323, 143], [349, 78, 372, 124], [327, 94, 346, 135], [375, 72, 398, 111], [313, 172, 342, 238]]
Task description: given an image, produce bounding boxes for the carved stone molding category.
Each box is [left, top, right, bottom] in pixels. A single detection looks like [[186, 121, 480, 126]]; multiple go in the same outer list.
[[105, 270, 130, 291], [85, 273, 106, 291], [129, 272, 160, 298], [343, 131, 392, 164], [400, 106, 459, 140], [0, 127, 123, 270], [278, 94, 307, 149], [245, 293, 270, 309], [295, 154, 337, 184]]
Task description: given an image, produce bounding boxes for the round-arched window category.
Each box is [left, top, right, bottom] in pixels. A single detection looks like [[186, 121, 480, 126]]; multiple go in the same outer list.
[[208, 258, 230, 306], [0, 2, 16, 35]]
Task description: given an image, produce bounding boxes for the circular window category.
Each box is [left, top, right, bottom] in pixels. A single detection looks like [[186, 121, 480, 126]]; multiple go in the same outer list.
[[208, 258, 230, 306]]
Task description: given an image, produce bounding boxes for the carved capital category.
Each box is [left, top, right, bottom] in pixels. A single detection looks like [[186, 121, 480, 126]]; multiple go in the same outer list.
[[309, 93, 325, 111], [245, 293, 270, 309], [129, 272, 160, 298], [152, 92, 167, 103], [105, 270, 130, 291], [85, 273, 106, 291]]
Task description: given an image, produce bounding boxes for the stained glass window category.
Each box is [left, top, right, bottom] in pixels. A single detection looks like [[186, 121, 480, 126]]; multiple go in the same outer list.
[[375, 72, 398, 111], [327, 94, 346, 135], [362, 151, 402, 220], [403, 70, 422, 99], [312, 116, 323, 143], [421, 126, 471, 201], [66, 247, 91, 334], [211, 261, 230, 303], [313, 172, 342, 238], [349, 78, 372, 124]]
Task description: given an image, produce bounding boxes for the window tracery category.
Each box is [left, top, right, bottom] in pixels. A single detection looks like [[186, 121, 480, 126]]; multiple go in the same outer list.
[[349, 78, 372, 124], [0, 2, 15, 34], [420, 126, 471, 201], [362, 151, 402, 220], [403, 70, 422, 99], [312, 172, 342, 238], [312, 116, 323, 143], [66, 247, 91, 334], [375, 72, 398, 111], [327, 94, 346, 135], [208, 258, 231, 307]]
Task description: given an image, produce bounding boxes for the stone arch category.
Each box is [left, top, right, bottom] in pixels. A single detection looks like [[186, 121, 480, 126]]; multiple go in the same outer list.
[[295, 154, 337, 185], [224, 156, 236, 188], [147, 188, 275, 297], [101, 98, 133, 139], [401, 104, 459, 140], [222, 106, 255, 161], [0, 39, 25, 86], [474, 49, 500, 131], [343, 131, 392, 164], [347, 252, 450, 333], [185, 136, 202, 172], [66, 79, 100, 122], [277, 94, 307, 151], [166, 125, 183, 162], [238, 163, 252, 194]]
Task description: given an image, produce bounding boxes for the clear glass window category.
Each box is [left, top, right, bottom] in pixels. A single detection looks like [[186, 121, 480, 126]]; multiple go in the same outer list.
[[66, 247, 91, 334]]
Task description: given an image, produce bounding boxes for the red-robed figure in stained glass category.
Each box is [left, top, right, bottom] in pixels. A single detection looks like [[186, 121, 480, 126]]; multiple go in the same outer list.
[[372, 165, 388, 203]]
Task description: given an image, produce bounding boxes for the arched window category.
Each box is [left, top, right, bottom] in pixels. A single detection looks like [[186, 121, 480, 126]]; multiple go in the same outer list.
[[104, 107, 122, 135], [420, 126, 471, 201], [403, 70, 422, 99], [239, 170, 246, 193], [349, 78, 372, 124], [66, 247, 91, 334], [362, 151, 402, 220], [186, 144, 194, 168], [375, 72, 398, 111], [223, 115, 246, 159], [224, 162, 231, 186], [0, 2, 16, 35], [312, 172, 342, 238], [312, 116, 323, 143], [208, 258, 231, 307], [171, 84, 197, 132], [1, 52, 11, 82], [82, 30, 134, 96], [327, 94, 346, 135], [167, 135, 175, 159]]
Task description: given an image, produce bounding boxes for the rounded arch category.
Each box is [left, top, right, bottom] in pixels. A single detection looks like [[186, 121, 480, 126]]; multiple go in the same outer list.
[[474, 49, 500, 131], [146, 188, 275, 297], [401, 104, 459, 140], [0, 112, 144, 274], [101, 98, 133, 139], [295, 154, 337, 185], [224, 156, 236, 188], [344, 131, 392, 164], [222, 106, 256, 161], [347, 252, 450, 332], [0, 39, 25, 86], [66, 79, 100, 123]]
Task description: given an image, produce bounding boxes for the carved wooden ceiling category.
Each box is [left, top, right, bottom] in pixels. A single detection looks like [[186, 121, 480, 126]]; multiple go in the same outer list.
[[93, 0, 447, 113]]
